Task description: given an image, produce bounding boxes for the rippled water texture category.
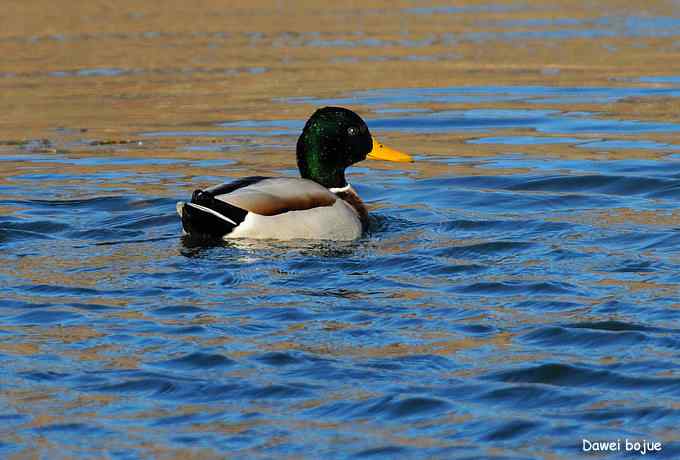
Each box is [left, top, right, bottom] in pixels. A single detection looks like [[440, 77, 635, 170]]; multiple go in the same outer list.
[[2, 1, 680, 459]]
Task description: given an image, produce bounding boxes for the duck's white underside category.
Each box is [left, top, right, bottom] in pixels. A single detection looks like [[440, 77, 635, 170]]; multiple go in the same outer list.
[[229, 199, 362, 240]]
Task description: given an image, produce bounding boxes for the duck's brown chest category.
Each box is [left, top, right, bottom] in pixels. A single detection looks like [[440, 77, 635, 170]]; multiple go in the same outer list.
[[335, 188, 369, 231]]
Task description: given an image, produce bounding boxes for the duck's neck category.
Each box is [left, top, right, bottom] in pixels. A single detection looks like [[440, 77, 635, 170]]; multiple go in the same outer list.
[[300, 165, 348, 189], [296, 138, 348, 189]]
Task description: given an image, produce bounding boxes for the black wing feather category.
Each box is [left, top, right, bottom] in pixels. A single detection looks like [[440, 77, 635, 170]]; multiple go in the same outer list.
[[180, 203, 237, 238], [205, 176, 270, 196], [179, 178, 262, 238]]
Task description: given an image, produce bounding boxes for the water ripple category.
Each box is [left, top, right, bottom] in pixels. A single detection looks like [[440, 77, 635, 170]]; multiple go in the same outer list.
[[2, 81, 679, 458], [489, 363, 680, 393], [151, 352, 236, 370]]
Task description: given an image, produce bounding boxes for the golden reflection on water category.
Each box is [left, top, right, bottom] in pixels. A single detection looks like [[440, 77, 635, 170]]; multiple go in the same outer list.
[[2, 1, 680, 458], [1, 0, 679, 146]]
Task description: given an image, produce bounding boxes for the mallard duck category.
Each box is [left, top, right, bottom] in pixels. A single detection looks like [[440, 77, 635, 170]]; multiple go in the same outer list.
[[176, 106, 412, 240]]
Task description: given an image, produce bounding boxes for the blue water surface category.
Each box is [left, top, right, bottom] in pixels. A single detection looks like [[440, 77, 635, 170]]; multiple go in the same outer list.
[[1, 85, 680, 460]]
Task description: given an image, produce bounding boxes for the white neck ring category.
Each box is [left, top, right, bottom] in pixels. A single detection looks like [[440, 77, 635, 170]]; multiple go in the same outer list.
[[329, 183, 352, 193]]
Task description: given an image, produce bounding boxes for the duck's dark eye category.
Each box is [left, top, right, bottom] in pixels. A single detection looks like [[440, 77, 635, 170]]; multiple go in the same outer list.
[[347, 127, 358, 136]]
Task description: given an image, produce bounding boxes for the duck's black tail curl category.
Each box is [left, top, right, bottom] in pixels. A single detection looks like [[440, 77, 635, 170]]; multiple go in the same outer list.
[[178, 190, 248, 239]]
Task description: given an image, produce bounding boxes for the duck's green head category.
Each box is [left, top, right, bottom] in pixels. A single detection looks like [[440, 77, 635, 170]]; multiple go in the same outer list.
[[296, 107, 412, 189]]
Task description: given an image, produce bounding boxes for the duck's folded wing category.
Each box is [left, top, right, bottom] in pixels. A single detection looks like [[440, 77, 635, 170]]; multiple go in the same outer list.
[[178, 177, 340, 239], [211, 178, 336, 216]]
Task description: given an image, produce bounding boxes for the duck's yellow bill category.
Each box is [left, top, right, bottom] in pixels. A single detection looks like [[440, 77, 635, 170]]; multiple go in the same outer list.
[[367, 139, 413, 163]]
